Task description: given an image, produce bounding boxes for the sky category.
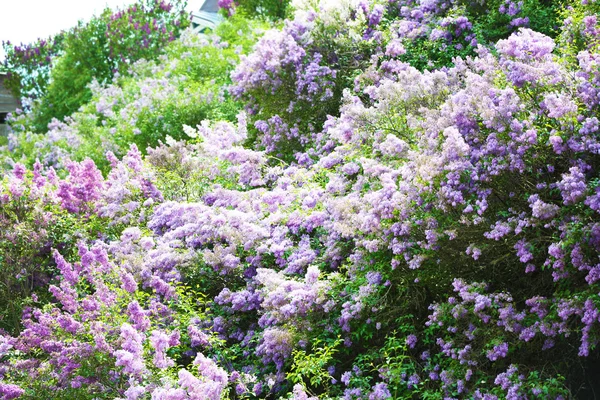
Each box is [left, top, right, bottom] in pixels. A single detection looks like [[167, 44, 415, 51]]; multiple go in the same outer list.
[[0, 0, 204, 61]]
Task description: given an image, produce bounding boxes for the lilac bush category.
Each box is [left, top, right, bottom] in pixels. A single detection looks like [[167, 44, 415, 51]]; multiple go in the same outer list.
[[1, 0, 600, 399], [230, 0, 562, 164]]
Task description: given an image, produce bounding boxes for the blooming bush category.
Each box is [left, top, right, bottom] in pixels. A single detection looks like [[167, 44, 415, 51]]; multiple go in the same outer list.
[[1, 0, 600, 399]]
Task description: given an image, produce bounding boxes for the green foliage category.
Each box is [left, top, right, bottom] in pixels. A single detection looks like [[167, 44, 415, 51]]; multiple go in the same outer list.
[[470, 0, 563, 45], [234, 0, 292, 21], [557, 0, 600, 60], [29, 16, 110, 133], [114, 19, 260, 152], [0, 177, 79, 334], [146, 140, 228, 202], [288, 338, 341, 392], [400, 36, 476, 71], [4, 0, 190, 133], [1, 15, 264, 176], [1, 34, 65, 103]]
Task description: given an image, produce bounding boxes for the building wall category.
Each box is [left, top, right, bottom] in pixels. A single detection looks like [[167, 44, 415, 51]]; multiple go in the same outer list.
[[0, 74, 19, 137]]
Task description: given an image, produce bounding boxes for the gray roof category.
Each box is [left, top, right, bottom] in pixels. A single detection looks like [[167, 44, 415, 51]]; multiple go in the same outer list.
[[191, 11, 223, 31], [200, 0, 219, 13], [191, 0, 223, 33]]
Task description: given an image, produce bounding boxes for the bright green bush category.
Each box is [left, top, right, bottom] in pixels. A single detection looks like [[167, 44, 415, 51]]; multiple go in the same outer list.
[[1, 34, 65, 104], [3, 0, 190, 134], [2, 16, 264, 175], [219, 0, 292, 21]]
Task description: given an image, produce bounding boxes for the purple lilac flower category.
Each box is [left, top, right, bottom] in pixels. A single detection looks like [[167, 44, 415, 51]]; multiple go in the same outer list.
[[487, 342, 509, 361], [114, 323, 145, 376], [368, 382, 391, 399], [557, 167, 587, 205], [406, 334, 417, 349], [150, 330, 175, 369], [0, 384, 25, 400]]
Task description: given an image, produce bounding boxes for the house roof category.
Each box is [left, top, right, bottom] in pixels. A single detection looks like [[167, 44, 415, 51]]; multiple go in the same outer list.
[[190, 0, 223, 33], [191, 10, 223, 31], [200, 0, 219, 13]]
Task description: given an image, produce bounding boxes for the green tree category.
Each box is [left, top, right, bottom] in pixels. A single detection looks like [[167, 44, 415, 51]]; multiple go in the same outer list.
[[3, 0, 190, 133]]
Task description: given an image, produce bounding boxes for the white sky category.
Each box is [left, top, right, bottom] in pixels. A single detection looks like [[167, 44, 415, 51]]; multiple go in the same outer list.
[[0, 0, 204, 61]]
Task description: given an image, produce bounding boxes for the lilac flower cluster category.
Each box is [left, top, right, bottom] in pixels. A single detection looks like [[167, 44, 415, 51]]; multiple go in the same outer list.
[[57, 158, 105, 214], [97, 144, 163, 225]]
